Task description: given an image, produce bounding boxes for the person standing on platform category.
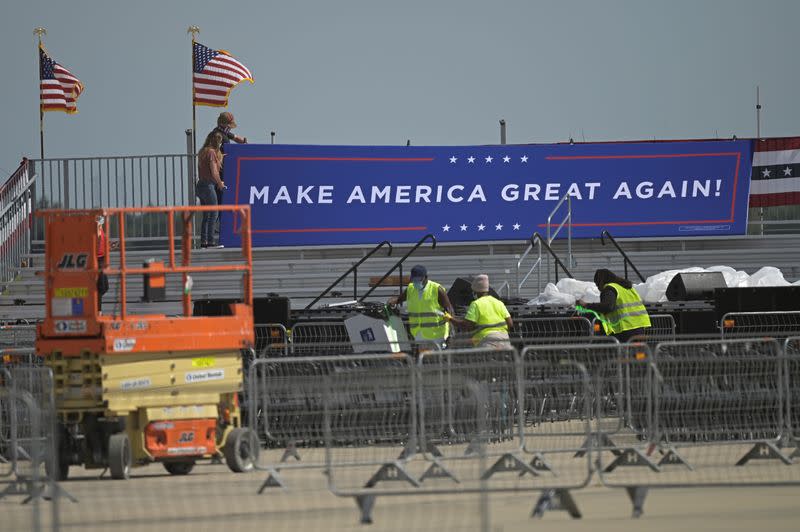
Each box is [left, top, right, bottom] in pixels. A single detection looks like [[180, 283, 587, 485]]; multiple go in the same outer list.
[[208, 112, 247, 243], [577, 268, 651, 342], [196, 131, 226, 248], [96, 215, 118, 312], [389, 264, 455, 350], [451, 274, 514, 349]]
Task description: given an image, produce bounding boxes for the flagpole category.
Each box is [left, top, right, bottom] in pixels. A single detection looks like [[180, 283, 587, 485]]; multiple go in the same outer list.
[[34, 27, 47, 161], [188, 26, 199, 157]]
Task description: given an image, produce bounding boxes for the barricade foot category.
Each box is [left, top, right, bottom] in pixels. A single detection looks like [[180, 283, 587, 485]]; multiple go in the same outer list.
[[280, 441, 301, 462], [603, 448, 660, 473], [736, 441, 793, 466], [364, 462, 420, 488], [356, 494, 376, 524], [625, 486, 648, 518], [657, 447, 693, 470], [531, 489, 581, 519], [397, 439, 442, 460], [419, 458, 460, 483], [257, 468, 286, 492], [22, 481, 78, 504], [575, 432, 621, 458], [520, 452, 555, 477], [482, 453, 538, 480]]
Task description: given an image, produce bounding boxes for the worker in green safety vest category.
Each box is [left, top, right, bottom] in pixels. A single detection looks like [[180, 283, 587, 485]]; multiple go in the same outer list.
[[450, 274, 514, 349], [577, 268, 651, 342], [389, 264, 455, 349]]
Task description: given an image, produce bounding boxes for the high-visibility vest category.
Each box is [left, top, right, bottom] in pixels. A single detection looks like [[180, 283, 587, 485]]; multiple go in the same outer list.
[[602, 283, 651, 335], [466, 295, 509, 345], [406, 281, 449, 340]]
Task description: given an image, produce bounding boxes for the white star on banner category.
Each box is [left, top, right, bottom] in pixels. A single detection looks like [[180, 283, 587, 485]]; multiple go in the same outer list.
[[460, 224, 468, 231], [513, 223, 521, 230], [477, 223, 486, 231], [467, 156, 475, 164], [784, 166, 793, 176], [442, 224, 450, 232], [762, 168, 771, 178], [449, 156, 457, 164], [520, 155, 528, 163], [502, 156, 511, 163], [485, 156, 493, 163], [495, 223, 503, 230]]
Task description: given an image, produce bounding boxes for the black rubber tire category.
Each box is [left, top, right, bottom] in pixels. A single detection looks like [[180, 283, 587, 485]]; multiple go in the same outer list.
[[224, 428, 258, 473], [108, 433, 132, 480], [163, 461, 195, 475]]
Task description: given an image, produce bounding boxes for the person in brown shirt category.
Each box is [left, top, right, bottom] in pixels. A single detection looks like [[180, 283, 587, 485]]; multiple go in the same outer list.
[[197, 131, 226, 248]]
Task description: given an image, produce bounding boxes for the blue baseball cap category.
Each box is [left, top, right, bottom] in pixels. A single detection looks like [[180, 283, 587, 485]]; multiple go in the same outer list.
[[410, 265, 427, 280]]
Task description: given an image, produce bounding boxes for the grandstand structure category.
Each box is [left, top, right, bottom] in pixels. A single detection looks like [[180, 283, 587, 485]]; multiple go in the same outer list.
[[1, 148, 800, 323]]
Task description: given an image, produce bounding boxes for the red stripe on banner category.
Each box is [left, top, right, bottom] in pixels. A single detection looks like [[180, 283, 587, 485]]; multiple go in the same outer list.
[[546, 152, 740, 161], [749, 192, 800, 207], [754, 137, 800, 152], [200, 67, 240, 84]]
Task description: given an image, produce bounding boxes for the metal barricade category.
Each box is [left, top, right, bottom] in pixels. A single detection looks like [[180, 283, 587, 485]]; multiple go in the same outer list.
[[720, 311, 800, 339], [515, 317, 593, 343], [254, 323, 288, 357], [784, 337, 800, 446], [247, 354, 413, 491], [290, 321, 353, 355], [598, 339, 799, 518], [0, 324, 38, 352], [326, 352, 595, 524]]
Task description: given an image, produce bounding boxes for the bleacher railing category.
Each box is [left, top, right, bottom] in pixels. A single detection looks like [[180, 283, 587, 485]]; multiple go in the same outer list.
[[0, 160, 35, 290], [29, 154, 195, 246]]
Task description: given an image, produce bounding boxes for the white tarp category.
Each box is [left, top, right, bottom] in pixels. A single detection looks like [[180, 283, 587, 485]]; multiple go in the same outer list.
[[526, 266, 800, 306]]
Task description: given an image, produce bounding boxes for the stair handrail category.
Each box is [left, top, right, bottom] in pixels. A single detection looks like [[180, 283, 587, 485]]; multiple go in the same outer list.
[[600, 229, 645, 283], [305, 240, 393, 309], [358, 234, 436, 302], [545, 192, 573, 282], [515, 239, 542, 297], [531, 232, 573, 283]]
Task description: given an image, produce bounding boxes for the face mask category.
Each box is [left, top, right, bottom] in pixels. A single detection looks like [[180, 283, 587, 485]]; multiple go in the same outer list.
[[413, 281, 424, 292]]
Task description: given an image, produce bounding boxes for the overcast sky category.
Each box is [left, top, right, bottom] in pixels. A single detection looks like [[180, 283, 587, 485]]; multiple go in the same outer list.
[[1, 0, 798, 177]]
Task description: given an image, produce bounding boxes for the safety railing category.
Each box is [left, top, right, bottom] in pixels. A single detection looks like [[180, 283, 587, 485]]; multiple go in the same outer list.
[[37, 205, 252, 319], [720, 311, 800, 339], [600, 230, 645, 283], [306, 240, 393, 310], [359, 234, 436, 302], [1, 160, 35, 290], [598, 339, 800, 518], [29, 154, 195, 247]]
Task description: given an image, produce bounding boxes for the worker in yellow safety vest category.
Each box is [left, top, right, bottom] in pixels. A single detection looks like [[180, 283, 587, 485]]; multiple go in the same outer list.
[[389, 264, 455, 349], [450, 274, 514, 349], [577, 268, 651, 342]]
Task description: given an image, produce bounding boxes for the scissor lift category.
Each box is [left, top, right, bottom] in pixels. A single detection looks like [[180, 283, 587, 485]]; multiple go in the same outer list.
[[35, 205, 258, 479]]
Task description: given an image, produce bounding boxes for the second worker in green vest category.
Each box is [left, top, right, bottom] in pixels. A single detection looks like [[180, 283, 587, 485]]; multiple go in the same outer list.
[[578, 268, 651, 342], [389, 264, 455, 349], [450, 274, 514, 349]]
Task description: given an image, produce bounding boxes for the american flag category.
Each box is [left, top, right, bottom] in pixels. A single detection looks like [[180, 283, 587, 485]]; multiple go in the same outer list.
[[193, 42, 254, 107], [39, 46, 84, 114], [749, 137, 800, 207]]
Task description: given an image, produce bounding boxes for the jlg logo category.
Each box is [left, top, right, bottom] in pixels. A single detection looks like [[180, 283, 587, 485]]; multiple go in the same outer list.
[[177, 432, 195, 443], [57, 253, 88, 269]]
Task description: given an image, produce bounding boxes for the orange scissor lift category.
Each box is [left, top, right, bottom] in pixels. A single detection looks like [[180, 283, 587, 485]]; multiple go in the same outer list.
[[36, 205, 259, 479]]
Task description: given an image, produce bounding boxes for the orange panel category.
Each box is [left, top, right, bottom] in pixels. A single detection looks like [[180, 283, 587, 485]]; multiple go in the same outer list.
[[144, 418, 217, 459]]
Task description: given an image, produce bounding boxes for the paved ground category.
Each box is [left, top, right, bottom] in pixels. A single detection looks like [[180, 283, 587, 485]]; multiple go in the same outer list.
[[3, 460, 800, 532]]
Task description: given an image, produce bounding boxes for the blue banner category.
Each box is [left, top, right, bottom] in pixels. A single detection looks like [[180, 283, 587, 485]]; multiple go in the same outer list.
[[220, 140, 752, 247]]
